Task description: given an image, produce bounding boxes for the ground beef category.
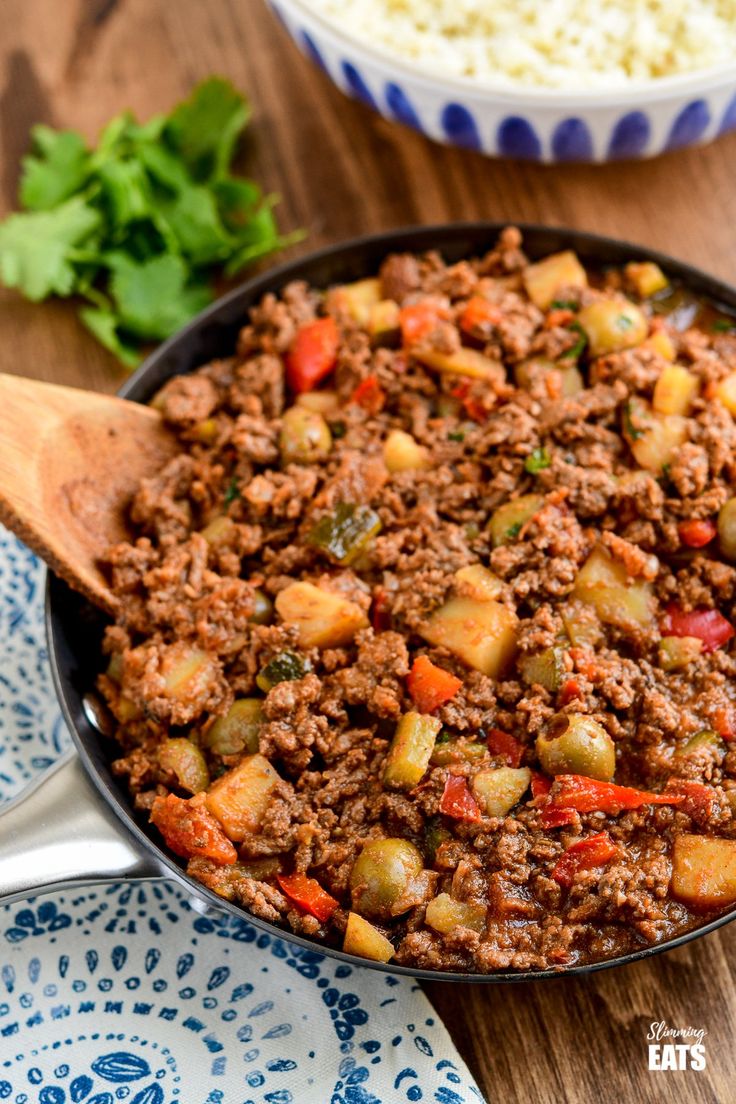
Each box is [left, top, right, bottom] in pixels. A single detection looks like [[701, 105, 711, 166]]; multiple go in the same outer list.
[[97, 229, 736, 977]]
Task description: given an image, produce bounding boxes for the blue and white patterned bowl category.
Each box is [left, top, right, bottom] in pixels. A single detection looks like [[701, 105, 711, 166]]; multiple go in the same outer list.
[[267, 0, 736, 162]]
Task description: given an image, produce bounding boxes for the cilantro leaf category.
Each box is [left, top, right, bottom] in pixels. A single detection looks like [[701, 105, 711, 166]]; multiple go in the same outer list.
[[108, 253, 212, 340], [20, 126, 91, 211], [0, 197, 101, 300], [525, 447, 551, 473], [157, 185, 232, 266], [79, 306, 141, 368], [164, 77, 250, 182]]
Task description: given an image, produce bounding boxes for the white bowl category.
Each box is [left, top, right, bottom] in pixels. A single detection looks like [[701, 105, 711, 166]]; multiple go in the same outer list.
[[267, 0, 736, 162]]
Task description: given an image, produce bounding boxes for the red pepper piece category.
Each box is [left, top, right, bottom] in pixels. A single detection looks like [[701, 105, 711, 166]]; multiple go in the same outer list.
[[399, 302, 441, 347], [545, 308, 575, 329], [678, 519, 717, 548], [150, 794, 237, 865], [276, 872, 339, 923], [486, 728, 523, 768], [660, 604, 735, 653], [530, 771, 552, 800], [712, 704, 736, 742], [407, 655, 462, 713], [351, 374, 385, 414], [540, 806, 577, 829], [439, 774, 482, 821], [371, 587, 392, 632], [285, 317, 339, 393], [550, 774, 685, 815], [458, 296, 502, 336], [559, 678, 584, 706], [450, 381, 487, 424], [551, 831, 618, 888]]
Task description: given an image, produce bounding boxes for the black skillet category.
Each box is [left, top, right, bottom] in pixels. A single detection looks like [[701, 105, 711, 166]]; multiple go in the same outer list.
[[3, 222, 735, 984]]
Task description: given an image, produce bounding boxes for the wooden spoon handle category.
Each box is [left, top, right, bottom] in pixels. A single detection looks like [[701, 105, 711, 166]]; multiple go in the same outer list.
[[0, 373, 176, 613]]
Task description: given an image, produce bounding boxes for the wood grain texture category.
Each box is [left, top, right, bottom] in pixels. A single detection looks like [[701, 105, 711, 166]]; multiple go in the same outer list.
[[2, 2, 736, 1100]]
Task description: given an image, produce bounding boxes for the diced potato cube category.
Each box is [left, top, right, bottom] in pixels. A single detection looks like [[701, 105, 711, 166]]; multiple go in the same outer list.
[[205, 753, 279, 841], [369, 299, 401, 341], [626, 261, 668, 298], [572, 546, 654, 631], [514, 357, 583, 397], [642, 329, 676, 361], [330, 277, 381, 324], [425, 893, 486, 934], [653, 365, 698, 415], [420, 597, 518, 677], [523, 251, 588, 310], [296, 389, 340, 415], [472, 767, 531, 817], [383, 711, 442, 789], [415, 347, 504, 382], [561, 601, 603, 647], [623, 399, 688, 473], [578, 297, 648, 357], [658, 635, 703, 671], [343, 912, 394, 961], [383, 429, 430, 473], [200, 515, 237, 546], [671, 834, 736, 909], [454, 564, 504, 602], [275, 581, 368, 649], [716, 371, 736, 415], [488, 494, 544, 547]]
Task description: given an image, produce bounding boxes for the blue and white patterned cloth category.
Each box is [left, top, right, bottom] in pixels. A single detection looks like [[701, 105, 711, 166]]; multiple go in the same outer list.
[[0, 529, 485, 1104]]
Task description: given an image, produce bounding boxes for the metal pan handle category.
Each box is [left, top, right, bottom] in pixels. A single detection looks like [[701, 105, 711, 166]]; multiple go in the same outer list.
[[0, 748, 162, 905]]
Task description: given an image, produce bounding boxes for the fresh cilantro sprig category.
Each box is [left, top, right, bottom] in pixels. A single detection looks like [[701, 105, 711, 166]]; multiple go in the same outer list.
[[0, 78, 302, 367]]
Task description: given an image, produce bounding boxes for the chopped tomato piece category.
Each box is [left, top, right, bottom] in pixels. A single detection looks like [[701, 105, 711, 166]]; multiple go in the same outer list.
[[440, 774, 482, 821], [678, 519, 717, 548], [540, 806, 577, 829], [285, 317, 339, 393], [486, 728, 523, 768], [451, 381, 488, 424], [712, 704, 736, 742], [530, 771, 552, 800], [545, 308, 575, 329], [559, 678, 584, 706], [664, 779, 717, 820], [399, 303, 441, 347], [407, 655, 462, 713], [351, 374, 385, 414], [371, 587, 392, 632], [660, 604, 735, 653], [150, 794, 237, 865], [458, 296, 502, 336], [276, 872, 339, 923], [552, 832, 618, 887], [550, 774, 684, 815]]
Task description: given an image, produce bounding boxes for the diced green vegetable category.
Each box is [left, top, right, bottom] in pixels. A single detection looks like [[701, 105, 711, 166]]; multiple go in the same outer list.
[[472, 767, 531, 817], [205, 698, 264, 756], [383, 712, 442, 789], [425, 893, 486, 934], [524, 447, 551, 473], [658, 635, 703, 671], [679, 729, 725, 760], [424, 816, 451, 865], [159, 737, 210, 794], [256, 651, 311, 692], [519, 647, 566, 692], [430, 739, 488, 767], [307, 503, 382, 565], [488, 495, 544, 547]]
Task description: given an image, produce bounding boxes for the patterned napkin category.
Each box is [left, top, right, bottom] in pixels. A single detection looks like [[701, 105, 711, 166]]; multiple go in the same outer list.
[[0, 529, 485, 1104]]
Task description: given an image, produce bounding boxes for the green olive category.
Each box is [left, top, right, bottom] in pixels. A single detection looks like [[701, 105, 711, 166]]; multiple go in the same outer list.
[[536, 713, 615, 781], [279, 407, 332, 465], [718, 498, 736, 561], [250, 588, 274, 625], [159, 738, 210, 793], [578, 298, 648, 357], [350, 838, 424, 920], [204, 699, 264, 757]]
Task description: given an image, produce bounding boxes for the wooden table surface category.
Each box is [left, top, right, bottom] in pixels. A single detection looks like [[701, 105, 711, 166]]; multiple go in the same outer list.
[[3, 2, 736, 1100]]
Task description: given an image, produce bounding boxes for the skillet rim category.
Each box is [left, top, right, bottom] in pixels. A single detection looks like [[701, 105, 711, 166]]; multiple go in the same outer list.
[[45, 220, 736, 983]]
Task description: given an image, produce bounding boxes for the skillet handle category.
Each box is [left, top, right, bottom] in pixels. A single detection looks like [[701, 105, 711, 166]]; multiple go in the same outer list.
[[0, 747, 163, 905]]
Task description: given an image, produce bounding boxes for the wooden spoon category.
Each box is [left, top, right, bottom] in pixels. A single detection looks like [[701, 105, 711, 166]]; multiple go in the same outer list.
[[0, 372, 177, 614]]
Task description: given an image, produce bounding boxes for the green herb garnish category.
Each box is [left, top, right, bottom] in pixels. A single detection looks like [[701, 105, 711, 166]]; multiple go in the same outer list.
[[524, 447, 551, 473], [550, 299, 578, 311], [559, 321, 587, 363], [712, 319, 736, 332], [506, 521, 523, 540], [223, 478, 241, 505], [448, 430, 465, 442], [622, 400, 645, 441], [0, 78, 302, 367]]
